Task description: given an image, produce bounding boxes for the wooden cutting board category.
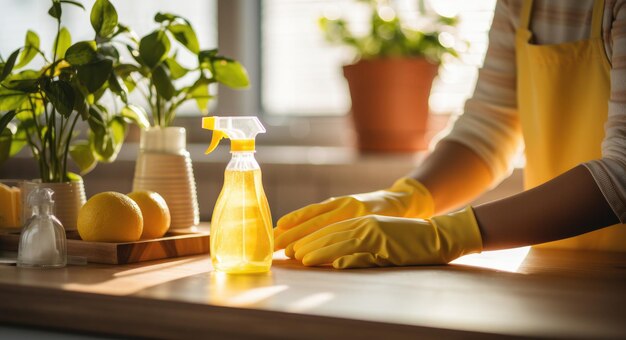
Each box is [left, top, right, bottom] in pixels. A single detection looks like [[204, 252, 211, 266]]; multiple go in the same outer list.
[[0, 229, 209, 264]]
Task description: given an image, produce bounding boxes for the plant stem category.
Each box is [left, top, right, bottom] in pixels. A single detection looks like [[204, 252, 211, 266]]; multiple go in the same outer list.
[[147, 81, 156, 126], [41, 99, 51, 181], [24, 126, 44, 179], [156, 93, 162, 126], [49, 105, 58, 182], [61, 112, 80, 182], [52, 18, 61, 65]]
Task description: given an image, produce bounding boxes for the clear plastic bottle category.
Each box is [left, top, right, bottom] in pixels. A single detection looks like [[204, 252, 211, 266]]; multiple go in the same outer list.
[[17, 188, 67, 268], [203, 116, 273, 273]]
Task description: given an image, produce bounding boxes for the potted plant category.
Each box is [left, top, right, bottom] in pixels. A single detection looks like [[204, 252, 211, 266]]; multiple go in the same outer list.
[[0, 0, 137, 229], [120, 12, 250, 228], [319, 0, 461, 152]]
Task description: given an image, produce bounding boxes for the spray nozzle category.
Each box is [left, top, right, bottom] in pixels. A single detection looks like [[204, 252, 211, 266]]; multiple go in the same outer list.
[[202, 116, 266, 154]]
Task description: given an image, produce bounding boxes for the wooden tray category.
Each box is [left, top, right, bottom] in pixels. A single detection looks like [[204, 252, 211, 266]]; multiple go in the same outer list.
[[0, 229, 209, 264]]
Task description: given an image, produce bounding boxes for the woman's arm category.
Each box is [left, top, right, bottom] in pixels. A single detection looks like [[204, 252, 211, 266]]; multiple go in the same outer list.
[[414, 1, 523, 214], [410, 140, 493, 214], [474, 165, 619, 250]]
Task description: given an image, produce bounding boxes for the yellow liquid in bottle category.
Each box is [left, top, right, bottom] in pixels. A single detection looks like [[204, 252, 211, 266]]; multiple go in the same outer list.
[[211, 169, 273, 273]]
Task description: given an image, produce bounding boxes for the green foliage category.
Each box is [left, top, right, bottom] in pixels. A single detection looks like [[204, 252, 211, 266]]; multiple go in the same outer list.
[[16, 31, 40, 69], [65, 41, 97, 65], [0, 0, 131, 182], [90, 0, 118, 38], [124, 12, 250, 127], [318, 0, 462, 63]]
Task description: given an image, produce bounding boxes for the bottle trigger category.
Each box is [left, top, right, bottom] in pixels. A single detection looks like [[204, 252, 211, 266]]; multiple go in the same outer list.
[[205, 130, 226, 154]]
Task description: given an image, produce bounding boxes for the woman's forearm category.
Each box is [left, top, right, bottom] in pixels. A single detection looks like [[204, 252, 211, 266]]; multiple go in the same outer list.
[[473, 165, 619, 250], [411, 141, 494, 215]]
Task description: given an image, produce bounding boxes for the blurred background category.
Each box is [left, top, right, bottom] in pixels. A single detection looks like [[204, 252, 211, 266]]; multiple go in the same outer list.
[[1, 0, 522, 222]]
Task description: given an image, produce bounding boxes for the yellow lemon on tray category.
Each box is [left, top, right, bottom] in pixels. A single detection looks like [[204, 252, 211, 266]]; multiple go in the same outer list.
[[78, 192, 143, 242], [127, 191, 171, 239]]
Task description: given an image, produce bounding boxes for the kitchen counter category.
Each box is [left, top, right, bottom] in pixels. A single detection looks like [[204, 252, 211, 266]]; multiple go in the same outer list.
[[0, 246, 625, 339]]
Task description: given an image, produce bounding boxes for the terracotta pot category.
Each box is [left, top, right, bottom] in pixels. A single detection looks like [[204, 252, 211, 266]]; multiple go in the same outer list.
[[343, 58, 438, 152]]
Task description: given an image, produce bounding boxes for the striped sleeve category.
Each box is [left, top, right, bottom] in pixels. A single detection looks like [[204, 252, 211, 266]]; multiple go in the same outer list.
[[441, 0, 523, 186], [584, 0, 626, 223]]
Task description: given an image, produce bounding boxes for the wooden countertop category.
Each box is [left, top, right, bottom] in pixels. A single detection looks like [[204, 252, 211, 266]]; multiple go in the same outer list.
[[1, 247, 625, 339]]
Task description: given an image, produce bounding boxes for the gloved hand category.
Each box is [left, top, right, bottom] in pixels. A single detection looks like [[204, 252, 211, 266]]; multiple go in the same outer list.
[[290, 206, 483, 269], [274, 177, 435, 257]]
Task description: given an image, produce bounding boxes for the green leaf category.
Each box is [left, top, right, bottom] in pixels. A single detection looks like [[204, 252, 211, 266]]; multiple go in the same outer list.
[[90, 116, 125, 163], [213, 58, 250, 89], [15, 93, 43, 120], [0, 122, 26, 164], [9, 123, 27, 157], [76, 58, 113, 93], [44, 80, 75, 117], [108, 71, 127, 102], [167, 24, 199, 54], [48, 2, 62, 19], [125, 44, 144, 65], [65, 41, 97, 66], [139, 30, 170, 68], [60, 0, 85, 10], [3, 70, 40, 93], [165, 57, 188, 80], [0, 49, 21, 82], [198, 49, 218, 69], [151, 64, 175, 100], [189, 78, 212, 114], [98, 42, 119, 61], [53, 27, 72, 59], [66, 172, 82, 182], [121, 104, 149, 129], [69, 141, 97, 175], [0, 111, 17, 134], [114, 63, 140, 93], [90, 0, 118, 38], [0, 88, 27, 112], [87, 106, 106, 132], [114, 63, 141, 77], [72, 85, 89, 120], [154, 12, 178, 23], [109, 116, 126, 154], [16, 31, 40, 69]]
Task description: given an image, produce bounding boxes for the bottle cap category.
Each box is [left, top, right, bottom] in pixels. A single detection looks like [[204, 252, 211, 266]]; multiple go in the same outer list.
[[27, 188, 54, 208]]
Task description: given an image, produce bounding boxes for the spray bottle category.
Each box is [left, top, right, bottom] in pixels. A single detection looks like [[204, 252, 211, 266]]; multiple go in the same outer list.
[[203, 116, 273, 273]]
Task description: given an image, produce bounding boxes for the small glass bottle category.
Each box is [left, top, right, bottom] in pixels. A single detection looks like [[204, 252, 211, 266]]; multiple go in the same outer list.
[[17, 188, 67, 268]]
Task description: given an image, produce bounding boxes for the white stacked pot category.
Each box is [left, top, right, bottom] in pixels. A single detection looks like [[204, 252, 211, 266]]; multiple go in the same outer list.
[[133, 127, 199, 229]]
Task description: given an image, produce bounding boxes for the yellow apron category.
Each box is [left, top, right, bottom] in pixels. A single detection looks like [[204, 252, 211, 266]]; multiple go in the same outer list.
[[517, 0, 626, 251]]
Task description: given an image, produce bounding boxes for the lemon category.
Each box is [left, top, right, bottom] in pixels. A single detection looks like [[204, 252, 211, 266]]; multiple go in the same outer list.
[[127, 191, 171, 239], [78, 192, 143, 242]]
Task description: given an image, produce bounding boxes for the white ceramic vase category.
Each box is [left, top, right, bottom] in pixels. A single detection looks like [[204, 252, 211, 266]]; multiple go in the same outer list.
[[132, 127, 199, 229], [21, 179, 86, 230]]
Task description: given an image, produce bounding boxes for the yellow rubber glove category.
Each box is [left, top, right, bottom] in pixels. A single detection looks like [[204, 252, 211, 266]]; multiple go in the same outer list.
[[274, 177, 435, 257], [290, 206, 483, 269]]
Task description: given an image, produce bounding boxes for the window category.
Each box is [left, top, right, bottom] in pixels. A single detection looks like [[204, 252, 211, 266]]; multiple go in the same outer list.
[[261, 0, 497, 117]]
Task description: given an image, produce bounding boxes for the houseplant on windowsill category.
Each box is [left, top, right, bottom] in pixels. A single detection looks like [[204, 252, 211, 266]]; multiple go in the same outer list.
[[0, 0, 135, 229], [120, 12, 250, 228], [319, 0, 461, 152]]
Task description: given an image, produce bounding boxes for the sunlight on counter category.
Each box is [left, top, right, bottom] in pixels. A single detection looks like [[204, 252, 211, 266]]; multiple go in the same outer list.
[[450, 246, 531, 273]]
